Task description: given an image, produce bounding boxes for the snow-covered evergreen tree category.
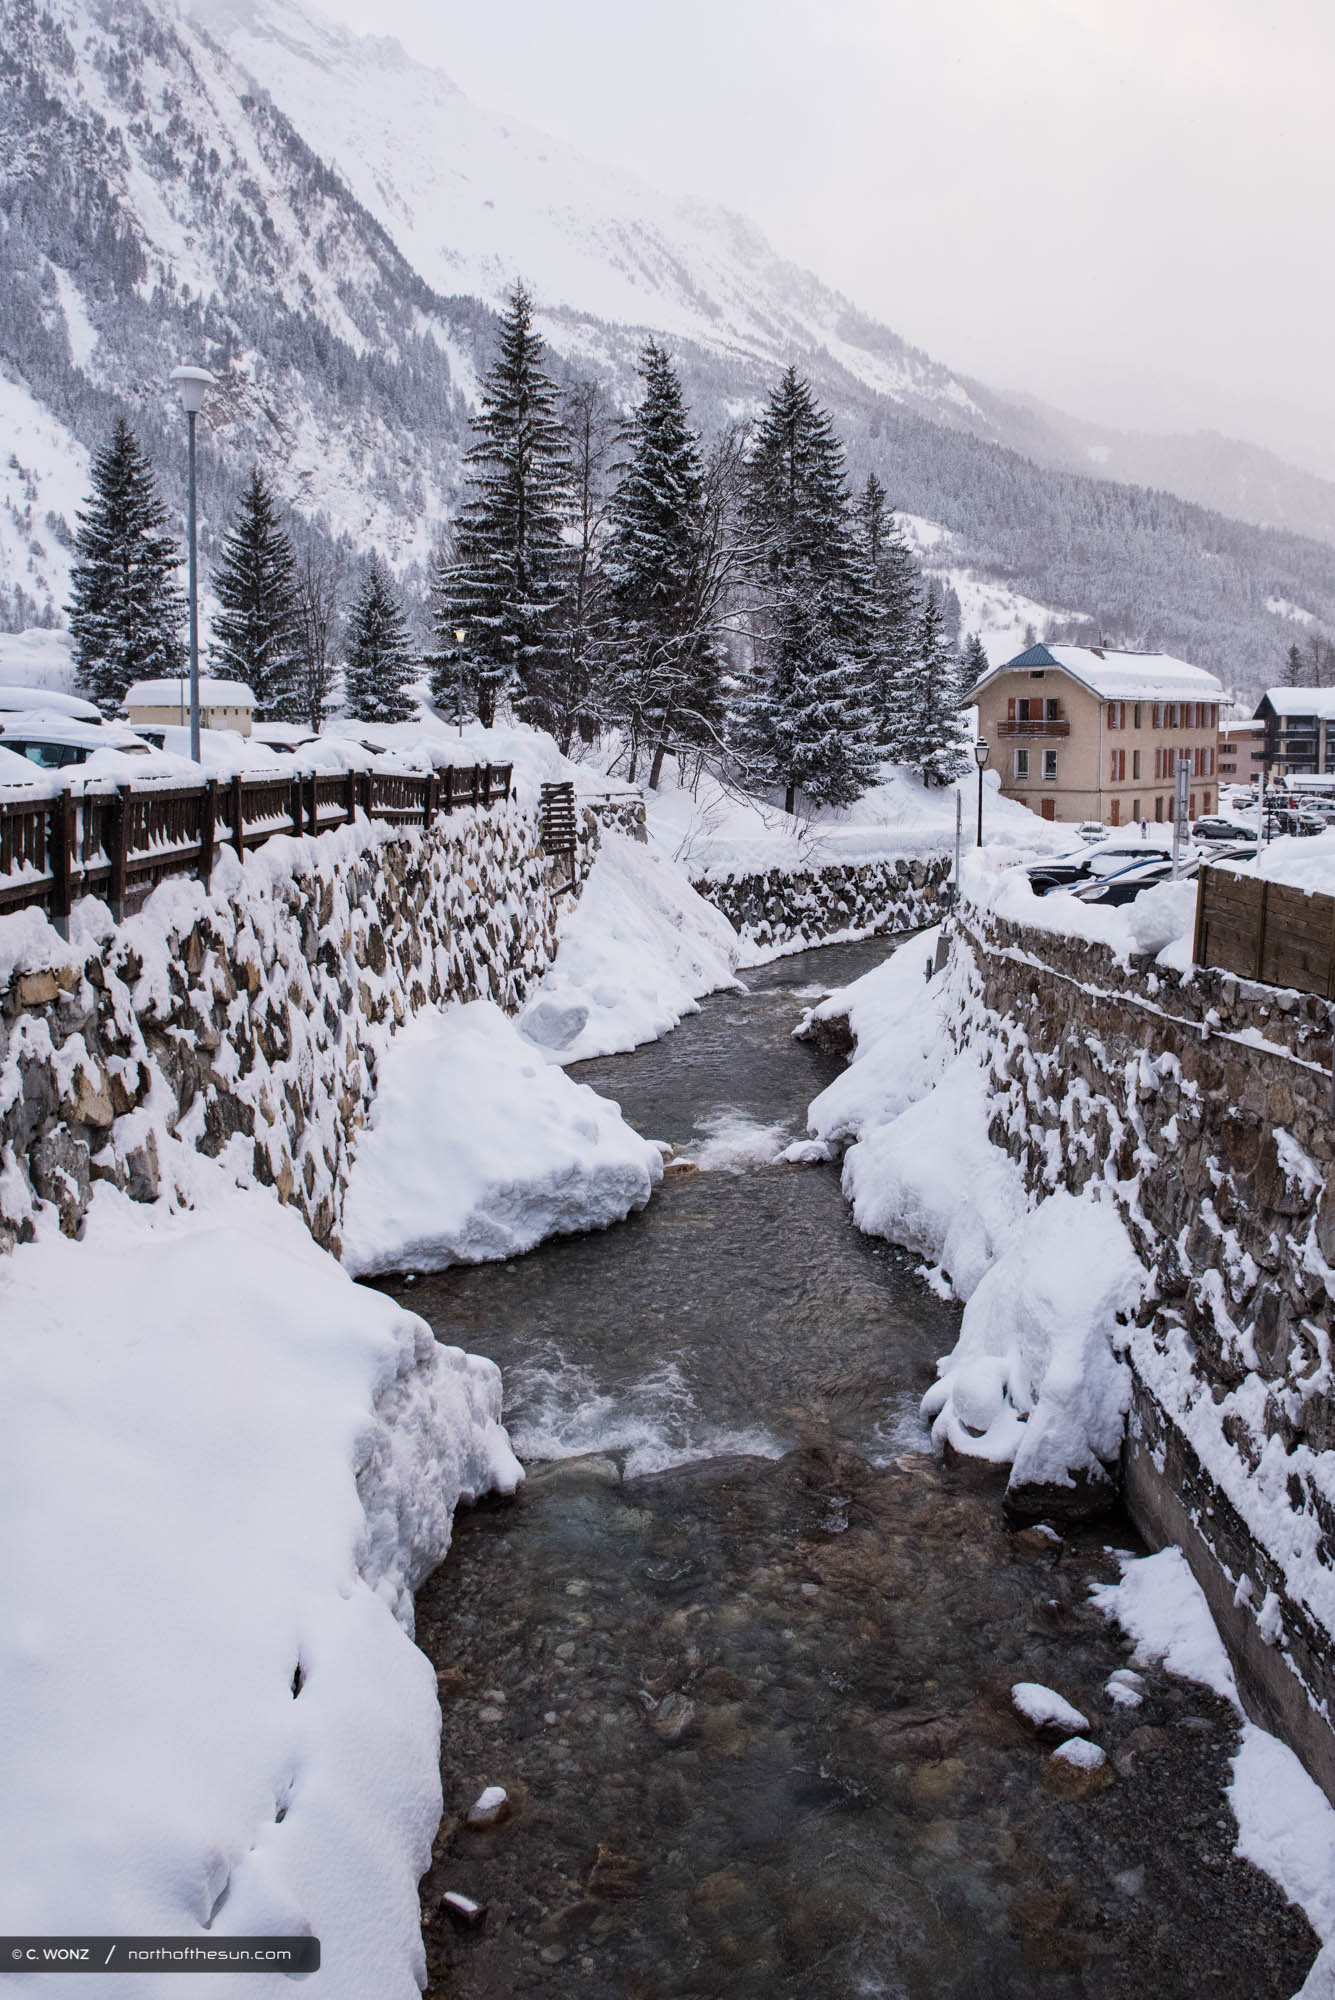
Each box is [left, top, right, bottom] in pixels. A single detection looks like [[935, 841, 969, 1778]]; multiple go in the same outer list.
[[604, 342, 723, 786], [431, 285, 571, 727], [961, 631, 990, 689], [67, 418, 184, 714], [850, 473, 921, 762], [211, 469, 301, 718], [734, 368, 875, 811], [907, 588, 971, 787], [343, 554, 416, 723]]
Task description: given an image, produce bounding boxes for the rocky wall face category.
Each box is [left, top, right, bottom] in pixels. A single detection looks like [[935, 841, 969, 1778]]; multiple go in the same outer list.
[[0, 804, 564, 1258], [958, 905, 1335, 1800], [695, 856, 952, 952]]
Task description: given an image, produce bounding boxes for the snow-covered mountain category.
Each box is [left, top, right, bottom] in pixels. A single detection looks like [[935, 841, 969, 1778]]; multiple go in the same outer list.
[[4, 0, 1335, 689]]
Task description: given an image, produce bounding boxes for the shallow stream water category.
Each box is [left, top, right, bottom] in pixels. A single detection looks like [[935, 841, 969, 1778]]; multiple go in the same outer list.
[[374, 938, 1317, 2000]]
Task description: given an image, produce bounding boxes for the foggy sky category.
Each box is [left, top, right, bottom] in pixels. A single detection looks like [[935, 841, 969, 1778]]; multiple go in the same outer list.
[[314, 0, 1335, 479]]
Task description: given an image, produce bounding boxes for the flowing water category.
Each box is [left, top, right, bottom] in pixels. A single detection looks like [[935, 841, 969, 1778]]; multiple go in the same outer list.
[[372, 938, 1317, 2000]]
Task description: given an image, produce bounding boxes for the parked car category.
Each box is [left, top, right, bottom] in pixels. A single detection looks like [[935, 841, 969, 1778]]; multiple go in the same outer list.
[[1074, 820, 1107, 843], [1026, 843, 1169, 894], [0, 684, 104, 723], [1192, 816, 1256, 843], [0, 713, 155, 768]]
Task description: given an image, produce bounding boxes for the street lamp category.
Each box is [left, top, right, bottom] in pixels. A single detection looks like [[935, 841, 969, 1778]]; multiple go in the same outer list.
[[169, 364, 217, 763], [973, 737, 989, 846]]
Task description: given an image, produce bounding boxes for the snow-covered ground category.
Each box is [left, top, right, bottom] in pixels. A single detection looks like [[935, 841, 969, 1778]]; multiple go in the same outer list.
[[0, 1183, 519, 2000], [1093, 1548, 1335, 1998], [341, 999, 664, 1275]]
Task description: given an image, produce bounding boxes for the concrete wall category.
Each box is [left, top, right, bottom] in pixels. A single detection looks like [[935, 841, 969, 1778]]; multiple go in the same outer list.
[[958, 903, 1335, 1801]]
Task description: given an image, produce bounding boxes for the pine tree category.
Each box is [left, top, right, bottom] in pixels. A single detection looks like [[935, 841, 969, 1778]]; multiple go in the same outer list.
[[343, 554, 416, 723], [431, 285, 571, 727], [67, 418, 185, 714], [734, 368, 875, 811], [850, 474, 921, 762], [604, 342, 723, 786], [961, 631, 990, 689], [1287, 640, 1308, 687], [908, 589, 971, 787], [211, 469, 301, 718]]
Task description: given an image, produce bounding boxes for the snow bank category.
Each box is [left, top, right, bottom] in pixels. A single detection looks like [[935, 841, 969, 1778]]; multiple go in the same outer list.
[[922, 1194, 1143, 1493], [964, 845, 1198, 963], [0, 1185, 520, 2000], [1092, 1547, 1335, 1987], [340, 998, 664, 1275], [521, 827, 742, 1062]]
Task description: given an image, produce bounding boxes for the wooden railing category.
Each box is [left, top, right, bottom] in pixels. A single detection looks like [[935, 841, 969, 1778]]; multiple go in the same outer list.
[[0, 763, 512, 928], [996, 719, 1071, 739]]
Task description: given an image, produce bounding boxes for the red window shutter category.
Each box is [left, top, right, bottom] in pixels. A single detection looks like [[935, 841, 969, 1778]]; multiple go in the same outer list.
[[1008, 698, 1016, 720]]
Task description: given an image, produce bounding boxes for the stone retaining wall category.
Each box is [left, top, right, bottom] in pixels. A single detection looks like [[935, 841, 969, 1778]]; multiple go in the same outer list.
[[0, 799, 600, 1258], [695, 855, 952, 953], [958, 904, 1335, 1801]]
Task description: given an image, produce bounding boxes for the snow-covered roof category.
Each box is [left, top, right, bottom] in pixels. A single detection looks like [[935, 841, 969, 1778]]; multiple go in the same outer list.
[[969, 641, 1222, 704], [1256, 685, 1335, 720], [125, 677, 254, 707]]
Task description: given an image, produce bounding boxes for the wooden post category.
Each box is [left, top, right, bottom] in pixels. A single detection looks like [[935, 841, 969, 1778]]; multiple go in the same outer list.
[[345, 769, 357, 826], [358, 769, 372, 820], [109, 784, 131, 920], [290, 778, 303, 837], [306, 775, 319, 837], [197, 778, 217, 884], [482, 762, 492, 807], [1254, 879, 1269, 983], [231, 774, 245, 858], [50, 790, 76, 936], [426, 772, 439, 822], [1191, 865, 1209, 969]]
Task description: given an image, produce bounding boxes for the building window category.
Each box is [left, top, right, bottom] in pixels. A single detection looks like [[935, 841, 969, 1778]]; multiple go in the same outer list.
[[1132, 749, 1140, 780], [1133, 703, 1142, 729], [1155, 796, 1165, 821], [1043, 749, 1058, 780], [1107, 701, 1127, 729], [1152, 703, 1163, 729], [1014, 748, 1029, 779], [1132, 798, 1141, 822], [1110, 798, 1121, 826], [1046, 698, 1061, 721], [1110, 748, 1126, 781]]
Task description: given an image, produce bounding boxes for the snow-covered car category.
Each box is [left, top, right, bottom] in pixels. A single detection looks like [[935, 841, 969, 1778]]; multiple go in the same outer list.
[[0, 713, 155, 768], [0, 684, 104, 723], [1192, 816, 1256, 842], [1026, 842, 1167, 894], [0, 742, 57, 789], [1074, 820, 1107, 843], [132, 725, 284, 775]]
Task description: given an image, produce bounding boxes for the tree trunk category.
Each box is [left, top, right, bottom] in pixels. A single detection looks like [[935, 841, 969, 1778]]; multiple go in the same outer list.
[[784, 780, 796, 815], [648, 741, 666, 791]]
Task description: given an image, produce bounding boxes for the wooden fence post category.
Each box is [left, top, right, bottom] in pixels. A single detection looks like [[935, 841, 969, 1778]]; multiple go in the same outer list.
[[306, 775, 319, 837], [198, 778, 217, 884], [442, 765, 454, 814], [50, 790, 76, 937], [426, 772, 439, 822], [1254, 879, 1269, 983], [1191, 866, 1209, 968], [290, 778, 303, 837], [109, 784, 132, 920], [357, 770, 372, 820], [231, 774, 245, 858], [345, 769, 357, 826], [482, 762, 492, 806]]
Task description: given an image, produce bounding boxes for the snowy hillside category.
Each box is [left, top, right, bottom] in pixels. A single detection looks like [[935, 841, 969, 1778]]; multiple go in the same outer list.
[[3, 0, 1335, 683]]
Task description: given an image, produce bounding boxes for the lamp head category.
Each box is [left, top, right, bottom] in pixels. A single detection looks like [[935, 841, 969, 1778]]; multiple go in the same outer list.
[[170, 365, 216, 415], [974, 738, 989, 768], [454, 628, 466, 645]]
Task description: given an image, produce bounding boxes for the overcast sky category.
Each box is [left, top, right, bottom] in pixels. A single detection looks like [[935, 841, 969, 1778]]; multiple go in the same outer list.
[[315, 0, 1334, 478]]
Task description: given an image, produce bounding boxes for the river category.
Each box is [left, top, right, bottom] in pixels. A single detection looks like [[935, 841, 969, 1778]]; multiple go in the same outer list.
[[371, 937, 1316, 2000]]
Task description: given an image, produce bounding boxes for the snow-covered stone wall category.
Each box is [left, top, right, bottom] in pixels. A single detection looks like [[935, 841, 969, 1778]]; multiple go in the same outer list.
[[694, 854, 952, 955], [0, 798, 591, 1257], [958, 902, 1335, 1803]]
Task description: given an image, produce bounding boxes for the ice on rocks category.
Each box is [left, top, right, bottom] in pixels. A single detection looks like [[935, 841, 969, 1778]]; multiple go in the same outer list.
[[340, 999, 664, 1276], [1011, 1683, 1091, 1734]]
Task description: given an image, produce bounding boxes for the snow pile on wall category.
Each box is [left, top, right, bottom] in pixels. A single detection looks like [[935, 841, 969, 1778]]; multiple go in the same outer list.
[[802, 925, 1146, 1510], [341, 998, 664, 1275], [0, 1184, 520, 2000], [520, 828, 742, 1062], [1092, 1548, 1335, 1999]]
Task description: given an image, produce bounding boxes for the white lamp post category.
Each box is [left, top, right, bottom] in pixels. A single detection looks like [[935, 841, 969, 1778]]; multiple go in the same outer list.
[[169, 365, 217, 763], [973, 736, 989, 846]]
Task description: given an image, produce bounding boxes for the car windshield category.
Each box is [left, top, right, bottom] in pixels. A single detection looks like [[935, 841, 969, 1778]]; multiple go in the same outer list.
[[9, 741, 89, 768]]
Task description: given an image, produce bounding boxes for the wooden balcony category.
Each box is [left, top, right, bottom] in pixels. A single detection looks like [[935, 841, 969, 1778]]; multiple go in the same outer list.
[[996, 719, 1071, 739]]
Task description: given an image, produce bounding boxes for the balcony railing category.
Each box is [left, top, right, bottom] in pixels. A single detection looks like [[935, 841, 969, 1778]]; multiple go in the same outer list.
[[996, 719, 1071, 739]]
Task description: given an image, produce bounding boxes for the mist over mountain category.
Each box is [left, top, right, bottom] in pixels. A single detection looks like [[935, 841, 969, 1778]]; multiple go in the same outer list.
[[2, 0, 1333, 690]]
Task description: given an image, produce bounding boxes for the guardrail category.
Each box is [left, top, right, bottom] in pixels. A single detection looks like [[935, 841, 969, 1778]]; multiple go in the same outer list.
[[0, 762, 512, 929]]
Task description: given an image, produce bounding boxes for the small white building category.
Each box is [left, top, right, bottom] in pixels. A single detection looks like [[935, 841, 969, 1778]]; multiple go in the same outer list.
[[123, 677, 255, 737]]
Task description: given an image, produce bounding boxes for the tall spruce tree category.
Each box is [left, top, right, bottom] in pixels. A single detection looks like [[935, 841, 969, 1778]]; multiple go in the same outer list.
[[67, 418, 185, 714], [343, 554, 416, 723], [211, 470, 301, 718], [734, 368, 874, 812], [850, 474, 921, 763], [961, 631, 990, 690], [431, 285, 571, 727], [604, 342, 723, 787], [908, 588, 971, 787]]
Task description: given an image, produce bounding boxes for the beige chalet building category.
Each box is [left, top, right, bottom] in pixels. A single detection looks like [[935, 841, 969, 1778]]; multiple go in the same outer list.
[[967, 642, 1224, 826]]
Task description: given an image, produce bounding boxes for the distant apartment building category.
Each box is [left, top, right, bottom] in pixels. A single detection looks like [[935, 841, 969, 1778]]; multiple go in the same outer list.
[[1252, 687, 1335, 775], [1217, 707, 1267, 789], [967, 643, 1224, 825]]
